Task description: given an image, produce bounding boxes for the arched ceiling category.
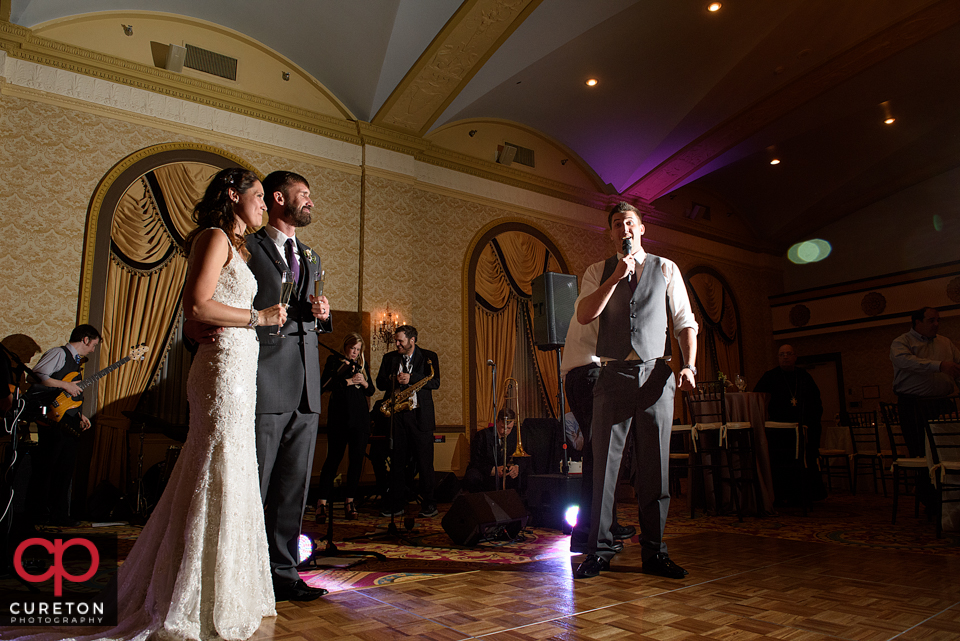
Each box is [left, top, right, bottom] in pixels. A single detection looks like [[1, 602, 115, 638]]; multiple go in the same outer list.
[[9, 0, 960, 252]]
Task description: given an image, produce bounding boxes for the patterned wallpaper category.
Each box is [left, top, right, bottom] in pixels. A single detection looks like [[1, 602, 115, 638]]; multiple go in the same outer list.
[[0, 89, 781, 433], [0, 92, 361, 360], [360, 176, 611, 427]]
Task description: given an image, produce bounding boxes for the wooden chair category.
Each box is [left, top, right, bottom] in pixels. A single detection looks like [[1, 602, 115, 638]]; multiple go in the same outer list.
[[669, 422, 694, 500], [818, 438, 851, 492], [879, 402, 925, 524], [844, 410, 886, 496], [923, 413, 960, 538], [683, 381, 757, 521]]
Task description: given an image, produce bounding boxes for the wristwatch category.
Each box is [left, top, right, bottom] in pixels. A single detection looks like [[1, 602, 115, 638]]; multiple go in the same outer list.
[[681, 363, 697, 376]]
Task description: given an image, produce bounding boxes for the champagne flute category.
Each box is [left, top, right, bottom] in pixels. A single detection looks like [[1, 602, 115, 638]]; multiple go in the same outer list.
[[270, 270, 295, 337], [312, 268, 325, 334]]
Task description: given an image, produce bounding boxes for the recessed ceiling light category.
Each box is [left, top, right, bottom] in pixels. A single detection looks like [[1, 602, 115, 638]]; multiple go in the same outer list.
[[707, 2, 722, 12], [770, 159, 781, 165], [585, 78, 598, 87], [884, 117, 895, 125]]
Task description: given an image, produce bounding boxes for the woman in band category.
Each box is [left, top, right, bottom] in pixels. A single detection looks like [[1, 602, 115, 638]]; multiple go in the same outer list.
[[316, 332, 374, 520]]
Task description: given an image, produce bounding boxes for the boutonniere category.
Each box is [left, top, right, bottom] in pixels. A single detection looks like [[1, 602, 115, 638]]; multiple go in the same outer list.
[[304, 248, 319, 265]]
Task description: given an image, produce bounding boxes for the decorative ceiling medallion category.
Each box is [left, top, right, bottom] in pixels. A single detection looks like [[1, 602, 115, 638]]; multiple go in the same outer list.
[[947, 276, 960, 303], [860, 291, 886, 317], [789, 304, 811, 327]]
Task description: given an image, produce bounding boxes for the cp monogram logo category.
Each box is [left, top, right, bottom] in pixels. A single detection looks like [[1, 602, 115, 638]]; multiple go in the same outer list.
[[14, 538, 100, 596]]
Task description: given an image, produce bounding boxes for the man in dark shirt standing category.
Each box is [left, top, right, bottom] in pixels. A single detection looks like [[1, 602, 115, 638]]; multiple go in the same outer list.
[[754, 344, 825, 504]]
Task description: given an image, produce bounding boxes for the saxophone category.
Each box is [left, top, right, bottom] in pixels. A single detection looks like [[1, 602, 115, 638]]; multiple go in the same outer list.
[[380, 359, 434, 417]]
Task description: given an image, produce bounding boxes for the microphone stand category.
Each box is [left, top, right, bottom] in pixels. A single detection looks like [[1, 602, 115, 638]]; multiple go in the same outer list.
[[362, 362, 417, 546], [555, 348, 569, 475], [489, 360, 502, 490]]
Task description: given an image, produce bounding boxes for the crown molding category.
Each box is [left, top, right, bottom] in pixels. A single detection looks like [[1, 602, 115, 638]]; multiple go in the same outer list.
[[0, 22, 361, 145]]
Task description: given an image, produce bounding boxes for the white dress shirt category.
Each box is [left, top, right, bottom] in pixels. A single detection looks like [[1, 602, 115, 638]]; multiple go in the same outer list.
[[891, 328, 960, 397], [263, 224, 300, 273], [574, 248, 698, 363]]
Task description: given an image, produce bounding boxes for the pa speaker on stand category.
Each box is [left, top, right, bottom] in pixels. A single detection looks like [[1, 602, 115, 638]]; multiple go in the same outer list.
[[531, 272, 578, 351]]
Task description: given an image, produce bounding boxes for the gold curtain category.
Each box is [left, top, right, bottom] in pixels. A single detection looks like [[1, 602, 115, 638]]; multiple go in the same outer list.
[[474, 297, 519, 431], [89, 163, 218, 491], [474, 231, 563, 430], [688, 271, 741, 381]]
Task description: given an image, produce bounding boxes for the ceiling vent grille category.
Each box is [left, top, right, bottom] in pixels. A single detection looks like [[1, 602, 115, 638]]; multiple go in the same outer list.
[[504, 142, 536, 168], [184, 44, 238, 81]]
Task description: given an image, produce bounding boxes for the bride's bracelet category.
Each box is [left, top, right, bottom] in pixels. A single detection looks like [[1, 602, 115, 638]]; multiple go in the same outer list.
[[248, 306, 259, 328]]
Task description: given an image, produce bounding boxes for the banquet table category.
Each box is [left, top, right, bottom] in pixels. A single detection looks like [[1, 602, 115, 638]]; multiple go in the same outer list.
[[724, 391, 775, 514]]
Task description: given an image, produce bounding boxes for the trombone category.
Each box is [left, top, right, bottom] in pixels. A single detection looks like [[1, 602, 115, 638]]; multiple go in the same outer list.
[[501, 378, 530, 490]]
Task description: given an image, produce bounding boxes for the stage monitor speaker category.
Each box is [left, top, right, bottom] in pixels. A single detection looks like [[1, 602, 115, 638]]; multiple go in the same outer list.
[[434, 471, 461, 503], [531, 272, 578, 350], [441, 489, 528, 546]]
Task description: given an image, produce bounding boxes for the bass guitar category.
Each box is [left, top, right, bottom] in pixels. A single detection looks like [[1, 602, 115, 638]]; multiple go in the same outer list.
[[47, 344, 150, 434]]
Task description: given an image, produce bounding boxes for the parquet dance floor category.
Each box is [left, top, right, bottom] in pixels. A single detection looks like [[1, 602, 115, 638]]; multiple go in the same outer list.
[[251, 491, 960, 641]]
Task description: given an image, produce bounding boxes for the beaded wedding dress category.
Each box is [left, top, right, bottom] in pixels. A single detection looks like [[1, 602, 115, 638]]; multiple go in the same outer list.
[[8, 231, 276, 641]]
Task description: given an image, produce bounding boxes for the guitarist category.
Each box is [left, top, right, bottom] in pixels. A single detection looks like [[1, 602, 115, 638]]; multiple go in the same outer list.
[[29, 324, 101, 526]]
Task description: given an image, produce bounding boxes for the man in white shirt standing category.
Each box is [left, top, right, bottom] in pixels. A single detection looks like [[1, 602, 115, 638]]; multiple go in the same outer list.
[[573, 202, 698, 580], [891, 306, 960, 458]]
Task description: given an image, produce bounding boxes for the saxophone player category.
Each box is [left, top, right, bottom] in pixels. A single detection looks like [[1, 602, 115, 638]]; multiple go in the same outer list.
[[375, 325, 441, 518]]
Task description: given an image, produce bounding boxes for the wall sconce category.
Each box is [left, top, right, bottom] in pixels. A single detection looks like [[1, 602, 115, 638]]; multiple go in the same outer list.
[[468, 130, 477, 137], [122, 24, 134, 36], [374, 308, 402, 349], [282, 71, 290, 81], [560, 159, 568, 165]]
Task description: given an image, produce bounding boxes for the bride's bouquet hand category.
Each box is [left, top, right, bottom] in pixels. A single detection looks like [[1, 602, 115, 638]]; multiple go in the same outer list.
[[260, 304, 287, 327]]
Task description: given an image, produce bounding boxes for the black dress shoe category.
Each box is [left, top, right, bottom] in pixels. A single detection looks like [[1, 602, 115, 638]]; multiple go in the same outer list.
[[570, 540, 622, 554], [274, 579, 328, 601], [642, 553, 688, 579], [574, 554, 609, 579], [611, 523, 636, 540], [418, 504, 439, 518]]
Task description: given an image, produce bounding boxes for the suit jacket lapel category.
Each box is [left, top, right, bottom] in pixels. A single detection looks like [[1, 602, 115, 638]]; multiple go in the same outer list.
[[295, 238, 313, 297], [253, 229, 286, 275]]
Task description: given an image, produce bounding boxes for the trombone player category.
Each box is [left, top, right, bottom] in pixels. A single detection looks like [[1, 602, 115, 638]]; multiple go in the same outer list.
[[464, 408, 523, 492], [375, 325, 441, 518]]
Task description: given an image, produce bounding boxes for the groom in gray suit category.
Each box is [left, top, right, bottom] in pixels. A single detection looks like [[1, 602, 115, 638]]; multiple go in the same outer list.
[[248, 170, 331, 602]]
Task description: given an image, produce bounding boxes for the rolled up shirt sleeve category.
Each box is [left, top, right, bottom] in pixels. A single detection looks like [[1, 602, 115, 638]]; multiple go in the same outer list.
[[663, 259, 698, 338]]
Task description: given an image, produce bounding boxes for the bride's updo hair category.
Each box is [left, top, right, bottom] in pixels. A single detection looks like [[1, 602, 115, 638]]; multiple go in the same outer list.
[[186, 167, 260, 259]]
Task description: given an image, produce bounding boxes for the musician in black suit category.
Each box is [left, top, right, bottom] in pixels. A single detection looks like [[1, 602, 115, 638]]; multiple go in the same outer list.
[[29, 324, 101, 526], [464, 409, 523, 493], [375, 325, 440, 517]]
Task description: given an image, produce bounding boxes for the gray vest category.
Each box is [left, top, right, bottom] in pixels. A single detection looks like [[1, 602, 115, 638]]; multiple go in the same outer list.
[[595, 254, 672, 362]]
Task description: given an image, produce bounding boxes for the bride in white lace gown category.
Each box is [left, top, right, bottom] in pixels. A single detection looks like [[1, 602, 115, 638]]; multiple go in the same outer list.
[[5, 169, 286, 641]]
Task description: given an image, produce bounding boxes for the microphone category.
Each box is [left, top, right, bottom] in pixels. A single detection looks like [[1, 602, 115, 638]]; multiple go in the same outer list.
[[487, 359, 495, 367], [622, 237, 634, 277]]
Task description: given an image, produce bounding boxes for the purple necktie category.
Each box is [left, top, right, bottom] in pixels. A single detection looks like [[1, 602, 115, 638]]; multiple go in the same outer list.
[[285, 238, 300, 284]]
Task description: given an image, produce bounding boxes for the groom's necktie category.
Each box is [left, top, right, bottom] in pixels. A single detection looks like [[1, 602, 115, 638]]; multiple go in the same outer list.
[[285, 238, 301, 285]]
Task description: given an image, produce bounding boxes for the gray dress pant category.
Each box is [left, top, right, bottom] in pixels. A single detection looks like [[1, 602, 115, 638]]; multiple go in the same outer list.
[[588, 359, 675, 562], [256, 405, 319, 585]]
